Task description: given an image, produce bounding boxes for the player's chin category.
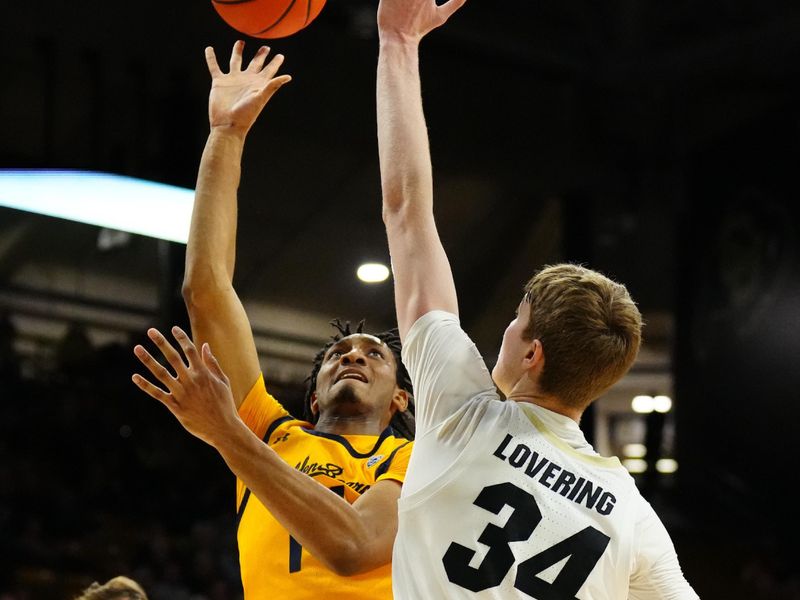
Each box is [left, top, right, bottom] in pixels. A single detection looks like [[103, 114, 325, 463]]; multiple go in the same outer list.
[[329, 382, 365, 405]]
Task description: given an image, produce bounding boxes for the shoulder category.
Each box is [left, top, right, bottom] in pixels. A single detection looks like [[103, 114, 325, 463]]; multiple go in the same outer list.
[[402, 310, 493, 395], [374, 436, 414, 482], [402, 310, 461, 357], [238, 374, 307, 441]]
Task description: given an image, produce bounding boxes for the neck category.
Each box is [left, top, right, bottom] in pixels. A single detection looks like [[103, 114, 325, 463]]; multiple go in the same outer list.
[[313, 413, 388, 436], [505, 382, 583, 424]]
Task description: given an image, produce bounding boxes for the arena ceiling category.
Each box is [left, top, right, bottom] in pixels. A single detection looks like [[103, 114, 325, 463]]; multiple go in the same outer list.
[[1, 0, 799, 411]]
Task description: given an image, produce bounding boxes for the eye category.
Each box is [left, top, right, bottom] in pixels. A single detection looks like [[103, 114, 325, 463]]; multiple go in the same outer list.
[[369, 349, 384, 358], [328, 351, 342, 360]]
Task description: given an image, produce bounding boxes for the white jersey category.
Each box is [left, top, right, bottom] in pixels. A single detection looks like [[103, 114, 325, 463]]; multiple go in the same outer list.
[[393, 311, 699, 600]]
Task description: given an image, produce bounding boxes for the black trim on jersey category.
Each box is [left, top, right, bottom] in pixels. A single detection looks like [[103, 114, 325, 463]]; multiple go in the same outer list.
[[263, 415, 295, 444], [374, 441, 412, 479], [289, 535, 303, 573], [299, 426, 395, 458], [236, 489, 251, 528], [236, 414, 295, 527]]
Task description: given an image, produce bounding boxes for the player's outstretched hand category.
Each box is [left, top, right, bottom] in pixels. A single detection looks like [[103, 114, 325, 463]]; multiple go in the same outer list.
[[132, 326, 241, 447], [377, 0, 466, 44], [205, 40, 292, 138]]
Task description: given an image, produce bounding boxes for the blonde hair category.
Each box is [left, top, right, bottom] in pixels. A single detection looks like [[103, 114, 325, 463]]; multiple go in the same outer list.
[[523, 263, 642, 410], [74, 576, 148, 600]]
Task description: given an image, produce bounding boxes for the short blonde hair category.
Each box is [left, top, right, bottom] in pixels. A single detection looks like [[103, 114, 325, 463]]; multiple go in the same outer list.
[[74, 576, 148, 600], [523, 263, 642, 410]]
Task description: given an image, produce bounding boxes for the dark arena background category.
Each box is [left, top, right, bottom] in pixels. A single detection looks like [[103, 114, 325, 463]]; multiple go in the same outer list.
[[1, 1, 799, 599]]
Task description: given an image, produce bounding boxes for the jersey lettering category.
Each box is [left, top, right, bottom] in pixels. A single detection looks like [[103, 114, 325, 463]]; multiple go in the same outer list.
[[493, 434, 616, 516]]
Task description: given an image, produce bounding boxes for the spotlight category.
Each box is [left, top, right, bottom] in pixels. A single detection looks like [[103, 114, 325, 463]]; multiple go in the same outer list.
[[357, 263, 390, 283]]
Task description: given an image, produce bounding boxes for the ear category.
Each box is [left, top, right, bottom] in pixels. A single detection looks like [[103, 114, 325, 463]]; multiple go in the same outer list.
[[310, 391, 320, 416], [522, 339, 544, 372], [391, 388, 409, 414]]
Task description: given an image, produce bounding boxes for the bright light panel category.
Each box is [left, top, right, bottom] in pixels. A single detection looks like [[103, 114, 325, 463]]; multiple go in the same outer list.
[[623, 443, 647, 458], [0, 169, 194, 244], [357, 263, 390, 283], [622, 458, 648, 474], [653, 395, 673, 413], [631, 395, 655, 413], [656, 458, 678, 474]]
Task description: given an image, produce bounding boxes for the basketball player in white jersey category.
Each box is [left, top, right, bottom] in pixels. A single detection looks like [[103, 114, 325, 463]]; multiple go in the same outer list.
[[375, 0, 700, 598]]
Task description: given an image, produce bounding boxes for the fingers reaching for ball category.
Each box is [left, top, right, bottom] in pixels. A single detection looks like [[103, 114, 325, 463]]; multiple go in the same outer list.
[[205, 46, 222, 78], [246, 45, 271, 73], [229, 39, 245, 71], [205, 39, 291, 133]]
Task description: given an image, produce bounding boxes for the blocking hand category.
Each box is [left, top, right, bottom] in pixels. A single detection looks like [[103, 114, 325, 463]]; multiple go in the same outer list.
[[377, 0, 466, 43], [206, 40, 292, 137], [132, 326, 241, 447]]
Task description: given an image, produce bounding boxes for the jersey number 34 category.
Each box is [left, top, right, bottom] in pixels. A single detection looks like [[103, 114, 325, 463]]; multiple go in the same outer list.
[[443, 482, 610, 599]]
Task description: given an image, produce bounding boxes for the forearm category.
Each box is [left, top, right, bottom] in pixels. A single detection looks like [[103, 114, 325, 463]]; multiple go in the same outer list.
[[377, 37, 459, 337], [216, 422, 387, 575], [182, 127, 262, 408], [184, 128, 246, 290], [377, 39, 434, 218]]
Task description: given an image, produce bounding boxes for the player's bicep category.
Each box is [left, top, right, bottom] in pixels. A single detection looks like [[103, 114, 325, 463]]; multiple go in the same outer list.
[[385, 213, 458, 341], [185, 283, 261, 409]]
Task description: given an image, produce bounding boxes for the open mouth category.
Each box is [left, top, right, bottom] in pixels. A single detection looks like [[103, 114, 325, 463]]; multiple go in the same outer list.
[[335, 370, 368, 384]]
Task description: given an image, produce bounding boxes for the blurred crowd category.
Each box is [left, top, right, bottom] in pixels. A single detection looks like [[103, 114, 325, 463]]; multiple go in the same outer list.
[[0, 317, 254, 599]]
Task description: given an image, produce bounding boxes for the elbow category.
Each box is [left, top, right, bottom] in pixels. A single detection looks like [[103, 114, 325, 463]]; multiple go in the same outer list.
[[329, 561, 361, 578], [380, 177, 420, 223], [182, 265, 206, 302], [324, 542, 377, 577], [381, 188, 430, 229], [181, 276, 205, 310], [381, 192, 406, 225], [181, 271, 233, 314], [381, 199, 416, 231]]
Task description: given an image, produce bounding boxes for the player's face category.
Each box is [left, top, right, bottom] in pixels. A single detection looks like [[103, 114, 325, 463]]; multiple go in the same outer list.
[[313, 334, 402, 421], [492, 298, 533, 396]]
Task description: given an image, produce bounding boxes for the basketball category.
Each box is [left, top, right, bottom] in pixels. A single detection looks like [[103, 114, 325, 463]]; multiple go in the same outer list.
[[212, 0, 326, 39]]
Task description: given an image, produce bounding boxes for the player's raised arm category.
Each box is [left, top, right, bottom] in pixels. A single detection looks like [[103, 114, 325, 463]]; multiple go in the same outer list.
[[182, 41, 290, 407], [376, 0, 466, 341]]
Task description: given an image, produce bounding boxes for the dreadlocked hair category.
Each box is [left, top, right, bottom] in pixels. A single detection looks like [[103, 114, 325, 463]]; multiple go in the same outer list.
[[304, 319, 415, 440]]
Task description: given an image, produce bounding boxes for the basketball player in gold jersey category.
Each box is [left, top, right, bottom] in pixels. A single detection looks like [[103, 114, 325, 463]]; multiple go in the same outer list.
[[131, 41, 413, 599]]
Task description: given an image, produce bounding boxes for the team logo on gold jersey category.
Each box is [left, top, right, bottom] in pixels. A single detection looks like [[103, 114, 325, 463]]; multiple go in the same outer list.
[[366, 454, 385, 468]]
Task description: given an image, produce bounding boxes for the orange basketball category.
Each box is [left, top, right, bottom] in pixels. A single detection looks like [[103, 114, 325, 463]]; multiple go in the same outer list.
[[211, 0, 327, 39]]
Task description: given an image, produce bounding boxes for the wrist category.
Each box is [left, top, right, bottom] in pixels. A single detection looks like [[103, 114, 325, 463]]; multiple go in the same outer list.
[[378, 32, 421, 51], [210, 414, 251, 454], [208, 124, 249, 144]]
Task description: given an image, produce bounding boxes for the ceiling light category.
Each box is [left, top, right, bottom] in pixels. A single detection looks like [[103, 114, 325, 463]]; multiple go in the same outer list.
[[631, 395, 654, 413], [0, 169, 194, 244], [653, 395, 673, 413], [622, 443, 647, 458], [622, 459, 647, 474], [656, 458, 678, 474], [357, 263, 390, 283]]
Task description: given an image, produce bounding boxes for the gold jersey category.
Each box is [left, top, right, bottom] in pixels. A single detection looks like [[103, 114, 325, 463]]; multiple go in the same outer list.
[[236, 375, 412, 599]]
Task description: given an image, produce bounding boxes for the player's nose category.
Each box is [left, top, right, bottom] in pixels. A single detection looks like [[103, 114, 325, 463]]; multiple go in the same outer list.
[[340, 348, 367, 365]]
